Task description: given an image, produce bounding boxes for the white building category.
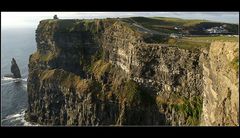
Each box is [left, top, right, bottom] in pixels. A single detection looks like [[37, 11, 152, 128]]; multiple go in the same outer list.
[[205, 26, 228, 34]]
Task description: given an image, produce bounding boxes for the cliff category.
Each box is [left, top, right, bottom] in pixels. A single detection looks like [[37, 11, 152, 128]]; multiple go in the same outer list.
[[26, 19, 239, 126], [201, 42, 239, 126]]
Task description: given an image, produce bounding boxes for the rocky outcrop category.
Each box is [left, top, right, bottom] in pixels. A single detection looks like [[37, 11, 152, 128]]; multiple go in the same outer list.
[[201, 42, 239, 126], [26, 19, 239, 126], [10, 58, 21, 78]]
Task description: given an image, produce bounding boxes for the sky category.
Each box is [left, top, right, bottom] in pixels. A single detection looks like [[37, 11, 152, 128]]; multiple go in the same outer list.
[[1, 12, 239, 29]]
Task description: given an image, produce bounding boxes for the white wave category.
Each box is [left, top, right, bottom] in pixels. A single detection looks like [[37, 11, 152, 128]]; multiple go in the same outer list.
[[21, 117, 39, 126], [3, 110, 40, 126], [1, 79, 28, 89], [2, 77, 16, 81], [6, 113, 22, 119], [2, 77, 27, 81], [3, 110, 25, 122], [22, 78, 27, 82], [1, 77, 27, 85]]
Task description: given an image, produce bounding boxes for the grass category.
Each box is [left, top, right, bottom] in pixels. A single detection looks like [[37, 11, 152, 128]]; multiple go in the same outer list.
[[122, 80, 154, 106], [125, 17, 238, 35], [91, 60, 111, 80], [31, 51, 55, 62], [39, 19, 104, 34], [123, 80, 140, 105], [152, 17, 206, 27], [128, 17, 178, 34], [167, 35, 238, 50], [156, 95, 203, 125], [183, 36, 239, 42], [167, 38, 211, 50], [175, 40, 210, 50], [128, 17, 206, 34], [82, 19, 103, 33], [39, 69, 92, 93], [143, 34, 168, 43], [231, 56, 239, 73], [40, 69, 56, 80], [156, 96, 184, 106], [181, 96, 203, 125]]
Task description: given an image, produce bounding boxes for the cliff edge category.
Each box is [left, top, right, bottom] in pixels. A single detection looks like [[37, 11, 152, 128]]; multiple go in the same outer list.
[[26, 18, 239, 126]]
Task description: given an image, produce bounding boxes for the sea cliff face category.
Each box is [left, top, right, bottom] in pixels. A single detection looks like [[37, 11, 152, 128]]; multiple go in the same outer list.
[[200, 42, 239, 126], [26, 19, 239, 126]]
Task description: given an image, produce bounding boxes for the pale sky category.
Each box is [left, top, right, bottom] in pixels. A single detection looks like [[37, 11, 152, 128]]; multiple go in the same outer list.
[[1, 12, 239, 29]]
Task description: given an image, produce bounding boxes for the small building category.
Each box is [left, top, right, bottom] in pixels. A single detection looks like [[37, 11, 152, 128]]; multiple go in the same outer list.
[[53, 15, 59, 19], [174, 26, 182, 30], [205, 26, 228, 34], [170, 33, 182, 38]]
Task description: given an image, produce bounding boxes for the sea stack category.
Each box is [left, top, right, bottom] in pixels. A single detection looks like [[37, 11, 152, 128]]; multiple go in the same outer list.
[[11, 58, 21, 78]]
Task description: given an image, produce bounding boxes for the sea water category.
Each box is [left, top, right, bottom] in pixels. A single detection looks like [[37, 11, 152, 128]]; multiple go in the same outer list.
[[1, 28, 37, 126]]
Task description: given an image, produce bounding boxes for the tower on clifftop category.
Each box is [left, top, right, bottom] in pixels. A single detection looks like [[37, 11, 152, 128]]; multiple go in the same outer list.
[[53, 15, 59, 19]]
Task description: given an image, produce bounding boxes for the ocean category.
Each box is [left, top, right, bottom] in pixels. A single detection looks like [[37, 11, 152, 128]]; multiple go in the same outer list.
[[1, 28, 37, 126]]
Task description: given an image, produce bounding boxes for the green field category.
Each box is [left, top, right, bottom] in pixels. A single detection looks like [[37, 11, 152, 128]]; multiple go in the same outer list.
[[167, 38, 210, 50], [182, 36, 239, 42], [121, 17, 238, 35], [167, 35, 239, 50], [151, 17, 206, 27]]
